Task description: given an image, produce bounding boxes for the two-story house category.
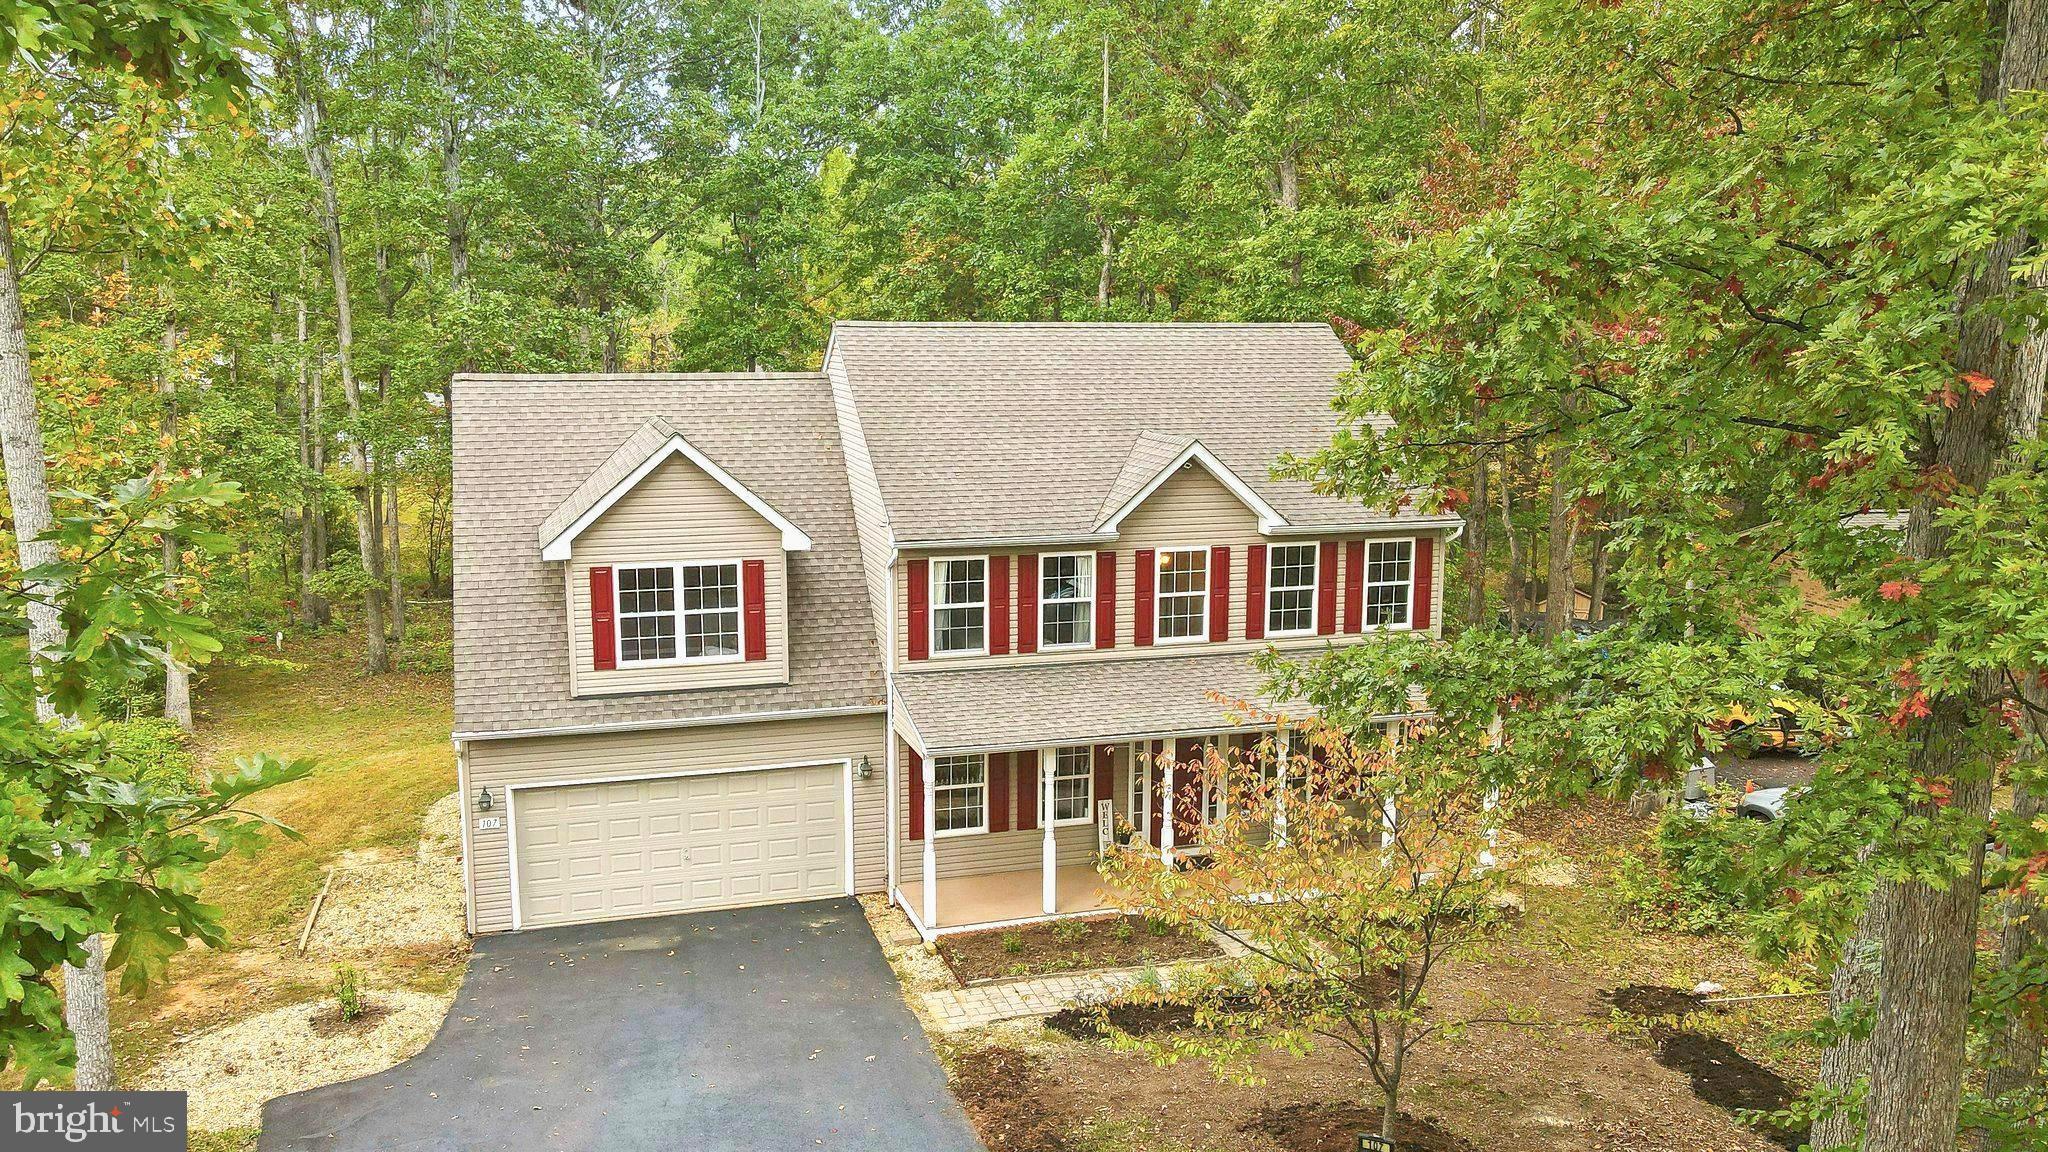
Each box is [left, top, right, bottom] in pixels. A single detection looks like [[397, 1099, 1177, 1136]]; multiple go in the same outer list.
[[451, 323, 1460, 939]]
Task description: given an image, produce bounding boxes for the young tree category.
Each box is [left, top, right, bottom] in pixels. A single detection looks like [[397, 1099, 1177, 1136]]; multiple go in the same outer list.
[[1098, 706, 1510, 1146]]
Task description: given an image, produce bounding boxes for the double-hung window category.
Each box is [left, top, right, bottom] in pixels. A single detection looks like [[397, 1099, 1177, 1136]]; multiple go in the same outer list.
[[1043, 746, 1094, 825], [1155, 548, 1208, 642], [1265, 544, 1318, 636], [616, 563, 743, 664], [1363, 540, 1414, 628], [1039, 553, 1094, 649], [933, 754, 987, 834], [932, 558, 987, 655]]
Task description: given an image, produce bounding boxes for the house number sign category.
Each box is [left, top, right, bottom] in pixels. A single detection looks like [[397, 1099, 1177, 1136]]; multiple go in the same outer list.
[[476, 816, 503, 831]]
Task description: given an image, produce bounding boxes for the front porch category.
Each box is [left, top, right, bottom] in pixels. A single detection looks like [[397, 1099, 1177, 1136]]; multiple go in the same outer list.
[[899, 864, 1127, 935]]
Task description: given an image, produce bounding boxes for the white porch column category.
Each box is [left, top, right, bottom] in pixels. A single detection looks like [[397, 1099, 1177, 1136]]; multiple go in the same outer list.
[[885, 721, 899, 894], [1273, 726, 1290, 846], [1041, 748, 1058, 915], [922, 754, 937, 930], [1160, 747, 1177, 865], [1380, 794, 1398, 851]]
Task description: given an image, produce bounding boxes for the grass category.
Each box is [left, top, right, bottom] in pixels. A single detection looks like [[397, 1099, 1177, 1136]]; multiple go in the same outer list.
[[112, 606, 459, 1081]]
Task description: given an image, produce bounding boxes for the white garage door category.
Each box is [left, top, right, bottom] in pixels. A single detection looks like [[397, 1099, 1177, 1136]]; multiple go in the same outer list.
[[513, 763, 844, 929]]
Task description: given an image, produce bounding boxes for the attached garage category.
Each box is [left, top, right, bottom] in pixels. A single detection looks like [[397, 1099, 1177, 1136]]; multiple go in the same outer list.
[[510, 762, 848, 930]]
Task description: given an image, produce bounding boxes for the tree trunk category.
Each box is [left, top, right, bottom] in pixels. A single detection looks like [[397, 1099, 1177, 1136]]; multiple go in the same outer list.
[[387, 473, 404, 642], [297, 66, 389, 672], [1465, 407, 1491, 626], [1812, 880, 1892, 1151], [1278, 148, 1302, 287], [1859, 13, 2047, 1150], [158, 310, 191, 730], [295, 267, 331, 627], [1543, 449, 1575, 640], [1500, 448, 1524, 632], [2, 199, 116, 1092], [1981, 775, 2045, 1120], [1588, 526, 1609, 622]]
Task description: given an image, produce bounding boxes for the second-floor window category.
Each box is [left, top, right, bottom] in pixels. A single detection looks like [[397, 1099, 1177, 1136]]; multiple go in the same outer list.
[[1364, 540, 1414, 628], [1156, 548, 1208, 642], [933, 753, 987, 834], [1266, 544, 1318, 636], [617, 563, 742, 664], [932, 557, 987, 655], [1039, 553, 1094, 649], [1044, 745, 1094, 824]]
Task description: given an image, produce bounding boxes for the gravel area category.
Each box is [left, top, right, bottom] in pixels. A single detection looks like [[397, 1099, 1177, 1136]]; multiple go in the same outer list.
[[136, 991, 450, 1132], [307, 793, 464, 957]]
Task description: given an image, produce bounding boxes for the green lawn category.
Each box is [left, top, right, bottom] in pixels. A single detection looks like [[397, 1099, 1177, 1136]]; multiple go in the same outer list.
[[113, 608, 461, 1080]]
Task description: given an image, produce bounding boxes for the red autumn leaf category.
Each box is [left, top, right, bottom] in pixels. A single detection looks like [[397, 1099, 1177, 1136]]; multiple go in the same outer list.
[[1722, 273, 1744, 297], [1879, 579, 1922, 601], [1961, 371, 1995, 396], [1890, 691, 1933, 728]]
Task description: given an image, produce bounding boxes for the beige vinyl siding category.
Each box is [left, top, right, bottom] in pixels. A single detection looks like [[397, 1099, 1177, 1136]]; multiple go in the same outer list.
[[893, 464, 1445, 668], [566, 455, 789, 696], [826, 351, 896, 661], [464, 712, 887, 934]]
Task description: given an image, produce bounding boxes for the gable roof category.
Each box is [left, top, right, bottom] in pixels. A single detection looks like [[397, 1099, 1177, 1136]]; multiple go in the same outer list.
[[825, 322, 1454, 546], [451, 372, 882, 739], [537, 416, 813, 560], [1094, 435, 1286, 534]]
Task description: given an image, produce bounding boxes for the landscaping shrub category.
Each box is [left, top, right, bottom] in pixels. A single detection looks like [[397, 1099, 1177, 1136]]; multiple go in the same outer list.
[[333, 965, 365, 1022], [105, 717, 196, 788]]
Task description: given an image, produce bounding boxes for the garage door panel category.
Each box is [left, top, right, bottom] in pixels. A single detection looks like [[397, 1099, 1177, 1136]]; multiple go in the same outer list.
[[515, 763, 844, 929]]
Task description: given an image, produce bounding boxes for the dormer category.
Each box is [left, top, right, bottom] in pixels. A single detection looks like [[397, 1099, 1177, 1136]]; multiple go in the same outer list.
[[539, 417, 810, 697]]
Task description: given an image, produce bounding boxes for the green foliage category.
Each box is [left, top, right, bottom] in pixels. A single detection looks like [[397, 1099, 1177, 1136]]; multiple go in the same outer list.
[[1000, 932, 1023, 955], [103, 717, 196, 789], [1050, 918, 1087, 946], [331, 965, 364, 1022]]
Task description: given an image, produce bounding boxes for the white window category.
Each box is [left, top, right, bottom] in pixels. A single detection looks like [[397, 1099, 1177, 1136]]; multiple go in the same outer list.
[[1364, 540, 1414, 628], [1043, 746, 1094, 825], [679, 563, 742, 658], [616, 566, 677, 663], [933, 754, 987, 834], [932, 557, 987, 655], [1039, 553, 1094, 649], [616, 563, 744, 664], [1266, 544, 1318, 635], [1155, 548, 1208, 642]]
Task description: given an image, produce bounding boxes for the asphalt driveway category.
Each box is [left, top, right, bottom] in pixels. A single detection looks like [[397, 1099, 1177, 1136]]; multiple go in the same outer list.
[[260, 899, 984, 1151]]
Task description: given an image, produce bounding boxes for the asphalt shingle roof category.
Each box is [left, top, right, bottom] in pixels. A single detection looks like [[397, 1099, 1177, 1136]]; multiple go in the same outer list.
[[825, 322, 1426, 545], [451, 373, 883, 739]]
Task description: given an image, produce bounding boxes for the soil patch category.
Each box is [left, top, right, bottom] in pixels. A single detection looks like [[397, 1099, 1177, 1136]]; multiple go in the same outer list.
[[938, 914, 1220, 984], [1604, 983, 1705, 1019], [948, 1045, 1069, 1152], [1044, 991, 1265, 1040], [1653, 1031, 1805, 1151], [1246, 1101, 1476, 1152], [305, 1000, 393, 1038]]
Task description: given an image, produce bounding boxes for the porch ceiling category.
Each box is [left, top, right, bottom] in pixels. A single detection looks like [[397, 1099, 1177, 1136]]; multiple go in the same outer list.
[[893, 650, 1311, 755]]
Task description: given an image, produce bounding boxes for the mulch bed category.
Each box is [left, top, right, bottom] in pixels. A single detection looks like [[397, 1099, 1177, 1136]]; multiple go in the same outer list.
[[305, 1000, 392, 1038], [938, 914, 1221, 984], [1604, 985, 1807, 1151], [1044, 990, 1268, 1041], [1244, 1101, 1476, 1152], [948, 1045, 1069, 1152]]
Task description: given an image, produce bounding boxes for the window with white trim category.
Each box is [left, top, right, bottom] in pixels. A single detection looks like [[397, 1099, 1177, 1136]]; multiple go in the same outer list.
[[1364, 540, 1414, 628], [1039, 553, 1094, 648], [1044, 746, 1094, 824], [933, 754, 987, 834], [679, 563, 741, 658], [1156, 548, 1208, 641], [616, 566, 677, 663], [1265, 544, 1318, 635], [932, 558, 987, 655]]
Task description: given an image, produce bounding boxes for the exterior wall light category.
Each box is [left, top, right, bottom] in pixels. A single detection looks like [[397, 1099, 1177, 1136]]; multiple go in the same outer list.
[[856, 755, 873, 781], [477, 787, 495, 812]]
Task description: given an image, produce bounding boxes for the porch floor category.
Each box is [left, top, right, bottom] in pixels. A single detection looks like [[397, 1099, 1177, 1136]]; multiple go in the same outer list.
[[901, 864, 1128, 933]]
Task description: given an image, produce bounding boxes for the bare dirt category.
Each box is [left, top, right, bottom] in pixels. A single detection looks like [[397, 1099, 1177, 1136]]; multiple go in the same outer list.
[[948, 1045, 1071, 1152], [1246, 1101, 1476, 1152], [1603, 985, 1805, 1150], [939, 914, 1220, 984]]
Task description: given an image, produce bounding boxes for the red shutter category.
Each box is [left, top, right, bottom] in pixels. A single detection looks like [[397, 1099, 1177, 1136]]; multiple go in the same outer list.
[[1093, 744, 1114, 816], [1413, 536, 1434, 631], [1317, 541, 1339, 635], [1209, 546, 1230, 643], [1133, 549, 1156, 646], [990, 555, 1012, 656], [988, 752, 1012, 833], [589, 566, 616, 670], [908, 749, 926, 840], [1344, 541, 1365, 634], [1244, 544, 1266, 641], [1016, 554, 1039, 655], [741, 560, 767, 660], [1017, 754, 1040, 831], [907, 558, 929, 661], [1094, 550, 1117, 649]]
